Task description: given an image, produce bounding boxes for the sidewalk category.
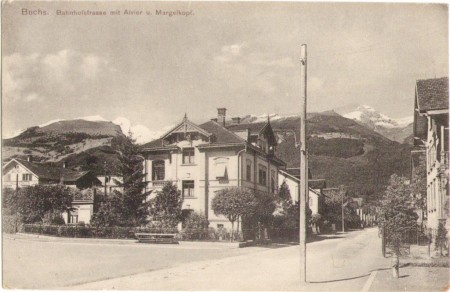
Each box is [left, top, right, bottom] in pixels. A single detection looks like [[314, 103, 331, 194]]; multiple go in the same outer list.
[[369, 265, 449, 291]]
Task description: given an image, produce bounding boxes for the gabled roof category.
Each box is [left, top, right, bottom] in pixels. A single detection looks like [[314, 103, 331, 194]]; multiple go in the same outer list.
[[198, 120, 246, 145], [141, 138, 165, 149], [227, 122, 267, 134], [309, 179, 327, 190], [279, 170, 325, 188], [3, 159, 94, 183], [285, 168, 313, 180], [226, 121, 277, 146], [140, 116, 283, 166], [142, 120, 246, 150], [416, 77, 449, 113], [161, 116, 212, 140]]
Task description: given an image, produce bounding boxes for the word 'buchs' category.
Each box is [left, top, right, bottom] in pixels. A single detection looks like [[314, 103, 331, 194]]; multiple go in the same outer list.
[[22, 9, 49, 15]]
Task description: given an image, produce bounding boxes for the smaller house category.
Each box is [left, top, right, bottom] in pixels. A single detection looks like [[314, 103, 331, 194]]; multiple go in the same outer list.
[[70, 188, 96, 224], [2, 158, 101, 224], [278, 169, 326, 215], [2, 158, 101, 190]]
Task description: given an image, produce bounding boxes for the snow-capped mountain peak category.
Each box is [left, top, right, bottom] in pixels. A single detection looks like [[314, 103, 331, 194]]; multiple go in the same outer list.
[[343, 105, 412, 129], [75, 115, 109, 122]]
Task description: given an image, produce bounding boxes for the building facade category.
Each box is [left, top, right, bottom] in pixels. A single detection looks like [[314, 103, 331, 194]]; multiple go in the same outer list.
[[141, 109, 285, 229], [2, 158, 101, 224], [413, 77, 449, 231]]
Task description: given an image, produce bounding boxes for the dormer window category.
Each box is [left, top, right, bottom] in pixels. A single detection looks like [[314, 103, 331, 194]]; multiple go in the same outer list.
[[182, 148, 195, 164]]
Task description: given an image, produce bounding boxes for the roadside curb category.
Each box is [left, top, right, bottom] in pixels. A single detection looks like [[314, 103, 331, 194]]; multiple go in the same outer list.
[[8, 232, 244, 248]]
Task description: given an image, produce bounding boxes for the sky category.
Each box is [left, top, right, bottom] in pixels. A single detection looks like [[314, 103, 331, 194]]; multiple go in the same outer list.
[[2, 1, 448, 138]]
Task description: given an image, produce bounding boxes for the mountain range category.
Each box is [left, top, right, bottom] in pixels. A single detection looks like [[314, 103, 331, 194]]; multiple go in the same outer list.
[[3, 107, 413, 201], [6, 105, 412, 145]]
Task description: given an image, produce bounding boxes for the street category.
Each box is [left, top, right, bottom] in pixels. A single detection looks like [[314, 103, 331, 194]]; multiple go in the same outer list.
[[68, 228, 449, 291], [2, 234, 265, 289], [5, 228, 443, 291]]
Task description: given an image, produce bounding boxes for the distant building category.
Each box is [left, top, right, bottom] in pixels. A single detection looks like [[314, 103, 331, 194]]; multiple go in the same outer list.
[[413, 76, 449, 232], [2, 157, 101, 224], [348, 197, 375, 227], [141, 108, 285, 229]]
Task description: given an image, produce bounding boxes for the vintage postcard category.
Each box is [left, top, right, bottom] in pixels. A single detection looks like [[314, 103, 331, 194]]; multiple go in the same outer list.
[[2, 1, 449, 291]]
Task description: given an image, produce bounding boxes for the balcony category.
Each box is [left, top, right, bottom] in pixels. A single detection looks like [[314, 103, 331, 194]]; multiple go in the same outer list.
[[147, 180, 176, 189]]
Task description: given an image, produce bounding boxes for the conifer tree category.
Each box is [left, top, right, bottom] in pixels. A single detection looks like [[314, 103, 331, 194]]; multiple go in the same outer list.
[[93, 133, 150, 227]]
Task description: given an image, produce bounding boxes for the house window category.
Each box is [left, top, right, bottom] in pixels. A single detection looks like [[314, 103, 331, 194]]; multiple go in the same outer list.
[[182, 180, 195, 198], [214, 157, 229, 180], [183, 148, 195, 164], [152, 160, 165, 181], [271, 170, 276, 193], [22, 174, 32, 181], [258, 165, 267, 186], [69, 215, 78, 224], [246, 160, 252, 181]]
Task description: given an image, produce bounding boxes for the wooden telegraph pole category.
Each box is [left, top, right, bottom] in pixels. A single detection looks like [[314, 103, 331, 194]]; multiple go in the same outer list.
[[299, 44, 308, 283]]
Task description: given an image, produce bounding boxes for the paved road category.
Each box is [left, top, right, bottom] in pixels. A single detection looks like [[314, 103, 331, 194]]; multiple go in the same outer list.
[[2, 234, 266, 289], [69, 228, 392, 291]]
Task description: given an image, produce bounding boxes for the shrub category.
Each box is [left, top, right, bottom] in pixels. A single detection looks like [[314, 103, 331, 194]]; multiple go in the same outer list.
[[215, 227, 230, 240], [181, 212, 209, 240], [435, 222, 448, 256], [43, 213, 66, 226], [2, 212, 18, 234]]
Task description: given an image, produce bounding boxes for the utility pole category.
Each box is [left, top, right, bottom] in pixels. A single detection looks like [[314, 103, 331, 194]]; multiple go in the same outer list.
[[104, 161, 108, 196], [340, 185, 345, 233], [299, 44, 308, 284]]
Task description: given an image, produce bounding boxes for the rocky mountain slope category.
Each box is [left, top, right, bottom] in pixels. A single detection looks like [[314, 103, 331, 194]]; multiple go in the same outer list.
[[3, 119, 124, 164], [339, 105, 413, 143], [244, 111, 412, 200]]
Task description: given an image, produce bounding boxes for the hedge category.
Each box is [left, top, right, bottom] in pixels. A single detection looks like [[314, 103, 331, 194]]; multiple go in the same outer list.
[[23, 224, 178, 239], [22, 224, 245, 241]]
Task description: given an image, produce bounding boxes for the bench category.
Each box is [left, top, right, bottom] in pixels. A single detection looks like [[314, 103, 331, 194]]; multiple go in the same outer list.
[[135, 233, 179, 244]]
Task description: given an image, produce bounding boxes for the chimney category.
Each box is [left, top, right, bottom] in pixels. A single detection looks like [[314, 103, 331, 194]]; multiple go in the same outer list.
[[232, 117, 241, 124], [63, 161, 67, 169], [27, 155, 32, 162], [217, 108, 227, 126], [211, 118, 218, 122]]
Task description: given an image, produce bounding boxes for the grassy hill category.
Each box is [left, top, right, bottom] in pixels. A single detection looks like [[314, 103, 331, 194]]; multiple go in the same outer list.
[[3, 120, 124, 168], [272, 111, 412, 201]]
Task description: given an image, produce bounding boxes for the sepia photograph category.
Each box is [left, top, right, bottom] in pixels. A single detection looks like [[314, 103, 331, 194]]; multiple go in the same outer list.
[[1, 1, 449, 290]]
